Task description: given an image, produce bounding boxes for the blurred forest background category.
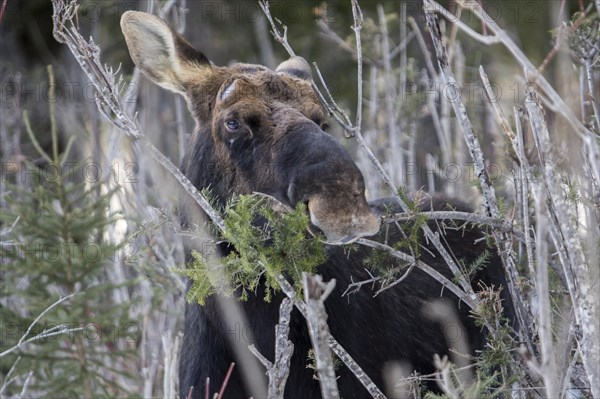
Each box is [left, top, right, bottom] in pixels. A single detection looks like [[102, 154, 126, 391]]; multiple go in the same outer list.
[[1, 0, 598, 398]]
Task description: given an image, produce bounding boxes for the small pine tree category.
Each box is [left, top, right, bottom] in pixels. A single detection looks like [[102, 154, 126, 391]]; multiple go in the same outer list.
[[0, 66, 136, 397]]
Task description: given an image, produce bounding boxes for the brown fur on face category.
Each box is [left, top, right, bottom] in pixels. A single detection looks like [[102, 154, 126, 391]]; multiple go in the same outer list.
[[120, 11, 379, 243]]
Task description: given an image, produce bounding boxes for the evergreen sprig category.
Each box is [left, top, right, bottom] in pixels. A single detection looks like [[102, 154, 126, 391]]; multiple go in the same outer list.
[[180, 195, 327, 305]]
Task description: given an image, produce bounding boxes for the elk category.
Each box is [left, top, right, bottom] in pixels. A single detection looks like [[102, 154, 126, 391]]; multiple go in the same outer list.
[[121, 11, 512, 399]]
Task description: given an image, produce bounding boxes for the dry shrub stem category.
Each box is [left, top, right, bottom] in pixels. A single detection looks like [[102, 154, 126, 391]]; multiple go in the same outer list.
[[423, 8, 531, 352], [427, 0, 595, 139], [249, 298, 294, 398], [525, 90, 599, 397], [0, 293, 81, 359], [303, 274, 341, 399]]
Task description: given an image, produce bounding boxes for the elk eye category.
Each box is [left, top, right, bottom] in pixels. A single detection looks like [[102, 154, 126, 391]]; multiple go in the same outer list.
[[225, 119, 241, 132]]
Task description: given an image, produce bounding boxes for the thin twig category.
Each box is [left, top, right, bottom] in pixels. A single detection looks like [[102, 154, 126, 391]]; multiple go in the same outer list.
[[216, 363, 235, 399], [18, 371, 34, 398], [275, 275, 387, 399], [537, 6, 588, 75], [427, 0, 595, 139], [425, 8, 535, 363], [525, 88, 599, 397], [383, 210, 525, 242], [0, 357, 21, 394], [351, 0, 364, 138], [433, 355, 461, 399], [303, 274, 340, 399], [249, 298, 294, 398], [374, 263, 416, 296], [512, 106, 537, 290], [356, 238, 477, 310], [312, 62, 355, 133], [424, 1, 500, 45], [427, 4, 524, 292], [0, 293, 82, 358], [425, 12, 499, 220], [377, 5, 402, 182], [342, 269, 379, 296], [258, 1, 295, 57], [533, 184, 559, 398], [407, 16, 437, 81]]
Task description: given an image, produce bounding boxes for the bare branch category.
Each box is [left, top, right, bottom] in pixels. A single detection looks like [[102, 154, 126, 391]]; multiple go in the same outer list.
[[424, 7, 535, 361], [303, 274, 340, 399], [0, 357, 22, 395], [512, 106, 537, 290], [424, 11, 498, 220], [356, 238, 477, 310], [258, 1, 295, 57], [525, 89, 599, 396], [351, 0, 364, 137], [342, 269, 379, 296], [51, 0, 225, 231], [406, 16, 437, 81], [316, 19, 415, 68], [384, 210, 525, 242], [533, 183, 559, 398], [249, 298, 294, 398], [312, 62, 355, 134], [426, 0, 595, 139], [425, 1, 500, 45], [275, 275, 387, 399], [0, 293, 82, 358], [378, 5, 403, 181]]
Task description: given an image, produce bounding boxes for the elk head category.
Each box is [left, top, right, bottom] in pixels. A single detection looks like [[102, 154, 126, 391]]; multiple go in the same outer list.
[[121, 11, 380, 244]]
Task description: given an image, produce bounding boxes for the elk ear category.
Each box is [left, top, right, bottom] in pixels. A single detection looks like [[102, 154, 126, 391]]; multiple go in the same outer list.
[[275, 56, 312, 80], [120, 11, 210, 94]]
